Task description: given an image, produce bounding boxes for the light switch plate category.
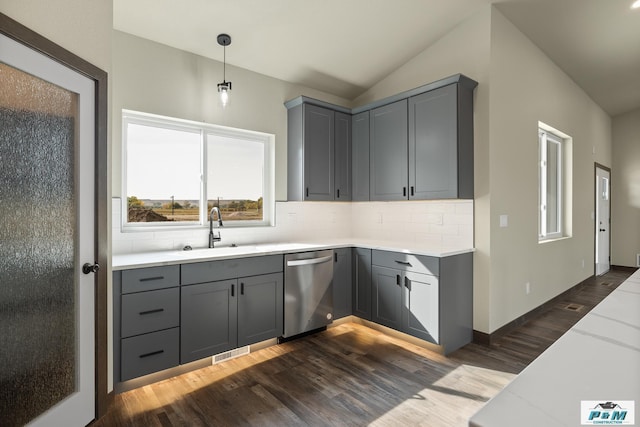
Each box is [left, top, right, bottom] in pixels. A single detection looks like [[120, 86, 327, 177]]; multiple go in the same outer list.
[[499, 215, 508, 228]]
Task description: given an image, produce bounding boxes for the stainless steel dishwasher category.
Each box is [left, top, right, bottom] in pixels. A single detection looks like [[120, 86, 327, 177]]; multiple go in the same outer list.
[[283, 249, 334, 338]]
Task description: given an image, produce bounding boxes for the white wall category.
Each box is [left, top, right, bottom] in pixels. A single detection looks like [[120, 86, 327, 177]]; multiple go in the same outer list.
[[486, 9, 612, 332], [2, 0, 112, 72], [112, 30, 351, 202], [612, 108, 640, 267]]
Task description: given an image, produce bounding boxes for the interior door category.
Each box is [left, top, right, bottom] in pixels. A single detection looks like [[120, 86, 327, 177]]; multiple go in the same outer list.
[[595, 166, 611, 275], [0, 33, 96, 426]]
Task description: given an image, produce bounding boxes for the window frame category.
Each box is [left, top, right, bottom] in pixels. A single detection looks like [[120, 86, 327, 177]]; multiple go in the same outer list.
[[538, 126, 564, 241], [122, 109, 274, 230]]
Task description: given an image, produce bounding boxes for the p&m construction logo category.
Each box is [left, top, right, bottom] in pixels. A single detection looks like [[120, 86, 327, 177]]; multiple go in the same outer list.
[[581, 401, 635, 425]]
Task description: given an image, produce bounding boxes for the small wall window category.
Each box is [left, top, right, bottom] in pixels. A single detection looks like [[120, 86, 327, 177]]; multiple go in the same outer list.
[[123, 110, 274, 229], [538, 123, 571, 241]]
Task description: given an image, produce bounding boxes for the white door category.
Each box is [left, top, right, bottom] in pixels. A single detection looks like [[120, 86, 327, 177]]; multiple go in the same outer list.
[[1, 33, 95, 426], [595, 166, 611, 276]]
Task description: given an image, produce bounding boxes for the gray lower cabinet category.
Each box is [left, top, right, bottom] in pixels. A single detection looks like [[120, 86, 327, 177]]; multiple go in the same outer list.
[[371, 265, 404, 331], [115, 255, 283, 387], [369, 250, 472, 354], [369, 99, 409, 201], [333, 248, 353, 319], [237, 273, 284, 347], [181, 279, 238, 364], [180, 255, 284, 364], [352, 248, 372, 320], [115, 265, 181, 382]]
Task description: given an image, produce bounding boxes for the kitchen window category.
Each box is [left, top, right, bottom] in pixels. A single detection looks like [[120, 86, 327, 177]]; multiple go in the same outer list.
[[538, 123, 570, 241], [123, 110, 274, 228]]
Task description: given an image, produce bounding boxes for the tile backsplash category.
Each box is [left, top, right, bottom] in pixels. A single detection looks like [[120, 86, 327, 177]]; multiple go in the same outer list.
[[112, 198, 473, 255]]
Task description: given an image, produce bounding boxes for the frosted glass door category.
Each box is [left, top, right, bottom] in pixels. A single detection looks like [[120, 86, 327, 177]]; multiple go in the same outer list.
[[0, 33, 95, 426]]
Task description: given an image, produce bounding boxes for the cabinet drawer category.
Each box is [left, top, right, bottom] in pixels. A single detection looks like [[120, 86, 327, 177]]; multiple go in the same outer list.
[[121, 287, 179, 338], [121, 328, 179, 381], [372, 250, 439, 276], [181, 255, 283, 285], [122, 265, 180, 294]]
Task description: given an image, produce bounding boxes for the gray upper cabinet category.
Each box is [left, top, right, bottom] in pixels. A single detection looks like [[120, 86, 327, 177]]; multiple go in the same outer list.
[[409, 83, 474, 199], [334, 112, 352, 201], [351, 111, 370, 201], [237, 272, 283, 347], [333, 248, 353, 319], [369, 99, 409, 201], [286, 73, 476, 202], [287, 101, 352, 201]]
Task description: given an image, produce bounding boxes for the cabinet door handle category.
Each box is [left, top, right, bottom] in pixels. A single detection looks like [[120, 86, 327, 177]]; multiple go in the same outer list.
[[403, 187, 407, 197], [405, 276, 410, 290], [139, 308, 164, 316], [139, 276, 164, 282], [410, 186, 415, 196], [231, 284, 235, 297], [139, 350, 164, 359], [396, 274, 401, 286], [306, 187, 309, 198], [337, 188, 340, 198], [334, 252, 338, 262], [240, 282, 244, 295]]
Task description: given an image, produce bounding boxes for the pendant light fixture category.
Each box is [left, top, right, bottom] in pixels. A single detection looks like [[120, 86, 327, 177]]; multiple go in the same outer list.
[[217, 33, 232, 107]]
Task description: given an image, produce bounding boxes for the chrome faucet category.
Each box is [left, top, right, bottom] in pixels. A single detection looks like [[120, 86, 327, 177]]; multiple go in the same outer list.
[[209, 206, 224, 248]]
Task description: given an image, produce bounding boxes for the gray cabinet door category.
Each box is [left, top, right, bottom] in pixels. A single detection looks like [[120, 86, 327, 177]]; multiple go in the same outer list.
[[409, 84, 458, 199], [304, 104, 334, 201], [237, 273, 283, 347], [333, 248, 352, 319], [371, 265, 403, 330], [402, 271, 439, 344], [352, 111, 370, 201], [352, 248, 372, 320], [334, 112, 352, 201], [370, 99, 408, 201], [180, 279, 238, 364]]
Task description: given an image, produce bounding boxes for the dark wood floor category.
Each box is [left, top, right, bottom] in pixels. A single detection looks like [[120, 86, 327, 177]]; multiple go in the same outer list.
[[95, 269, 632, 427]]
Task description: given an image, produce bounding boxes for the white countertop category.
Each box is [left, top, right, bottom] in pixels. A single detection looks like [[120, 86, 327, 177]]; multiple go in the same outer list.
[[469, 269, 640, 427], [112, 239, 474, 270]]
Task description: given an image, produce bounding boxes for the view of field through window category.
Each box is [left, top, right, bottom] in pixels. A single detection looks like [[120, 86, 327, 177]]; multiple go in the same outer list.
[[125, 114, 267, 225]]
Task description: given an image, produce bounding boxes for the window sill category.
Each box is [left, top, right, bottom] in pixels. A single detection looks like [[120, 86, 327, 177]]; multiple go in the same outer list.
[[538, 236, 571, 244]]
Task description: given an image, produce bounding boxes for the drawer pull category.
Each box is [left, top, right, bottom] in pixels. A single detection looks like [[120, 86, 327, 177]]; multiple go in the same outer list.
[[139, 308, 164, 316], [139, 349, 164, 359], [395, 260, 412, 266], [139, 276, 165, 282]]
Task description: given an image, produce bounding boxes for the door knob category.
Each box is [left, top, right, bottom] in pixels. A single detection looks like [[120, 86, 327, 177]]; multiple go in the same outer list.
[[82, 263, 100, 274], [599, 228, 606, 232]]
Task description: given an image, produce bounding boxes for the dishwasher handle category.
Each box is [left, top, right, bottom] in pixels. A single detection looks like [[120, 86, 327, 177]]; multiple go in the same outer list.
[[286, 255, 333, 267]]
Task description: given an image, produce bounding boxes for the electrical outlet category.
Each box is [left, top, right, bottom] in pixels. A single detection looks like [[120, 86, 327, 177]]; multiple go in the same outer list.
[[637, 254, 640, 267], [525, 282, 531, 295]]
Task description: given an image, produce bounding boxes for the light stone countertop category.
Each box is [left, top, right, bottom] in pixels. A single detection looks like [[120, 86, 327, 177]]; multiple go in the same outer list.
[[112, 239, 474, 270], [469, 269, 640, 427]]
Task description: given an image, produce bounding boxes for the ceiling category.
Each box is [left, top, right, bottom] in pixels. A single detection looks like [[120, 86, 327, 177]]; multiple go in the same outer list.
[[114, 0, 640, 117]]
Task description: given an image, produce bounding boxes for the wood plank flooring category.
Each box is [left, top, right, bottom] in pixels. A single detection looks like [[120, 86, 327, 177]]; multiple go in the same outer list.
[[94, 269, 632, 427]]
